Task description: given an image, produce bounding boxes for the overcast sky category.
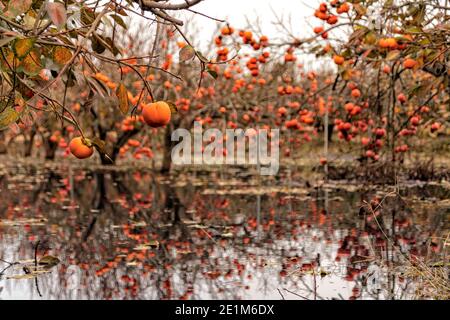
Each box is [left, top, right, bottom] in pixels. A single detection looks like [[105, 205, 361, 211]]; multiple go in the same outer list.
[[180, 0, 315, 43]]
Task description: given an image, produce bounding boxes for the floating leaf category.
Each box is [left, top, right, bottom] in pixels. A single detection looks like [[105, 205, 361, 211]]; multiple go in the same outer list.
[[12, 38, 35, 60], [46, 2, 67, 28], [134, 241, 159, 250], [52, 46, 72, 66], [179, 45, 195, 62], [6, 274, 36, 280], [38, 255, 60, 269], [116, 82, 129, 115], [21, 49, 43, 76]]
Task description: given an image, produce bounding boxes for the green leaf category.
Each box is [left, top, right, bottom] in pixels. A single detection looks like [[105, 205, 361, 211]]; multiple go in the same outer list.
[[5, 0, 32, 17], [81, 6, 96, 25], [116, 82, 129, 115], [110, 14, 127, 29], [196, 51, 209, 63], [206, 69, 218, 79], [91, 35, 106, 54], [179, 45, 195, 62]]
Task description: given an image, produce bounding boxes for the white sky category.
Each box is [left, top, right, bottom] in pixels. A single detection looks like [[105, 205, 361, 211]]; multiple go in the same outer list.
[[174, 0, 331, 69], [180, 0, 316, 44]]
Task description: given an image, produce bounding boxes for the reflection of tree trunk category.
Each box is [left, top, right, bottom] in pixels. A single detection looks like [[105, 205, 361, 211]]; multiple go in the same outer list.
[[83, 172, 107, 241]]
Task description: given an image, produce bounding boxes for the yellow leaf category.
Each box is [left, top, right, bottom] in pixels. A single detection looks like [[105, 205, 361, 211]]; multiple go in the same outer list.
[[0, 49, 21, 71], [12, 38, 35, 60], [52, 46, 72, 66], [179, 45, 195, 62], [116, 82, 129, 115], [0, 106, 20, 130], [166, 101, 178, 114], [21, 49, 43, 76], [386, 50, 401, 61]]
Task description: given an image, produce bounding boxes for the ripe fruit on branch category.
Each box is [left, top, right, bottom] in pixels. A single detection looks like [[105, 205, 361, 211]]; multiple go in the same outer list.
[[403, 58, 417, 69], [327, 15, 338, 25], [337, 2, 350, 14], [69, 137, 94, 159], [431, 122, 441, 133], [142, 101, 172, 128], [397, 93, 407, 103], [379, 38, 397, 49], [333, 55, 345, 65], [313, 26, 324, 34], [351, 88, 361, 98]]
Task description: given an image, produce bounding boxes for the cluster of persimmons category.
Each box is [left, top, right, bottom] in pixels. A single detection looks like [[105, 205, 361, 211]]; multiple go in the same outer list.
[[23, 0, 445, 165]]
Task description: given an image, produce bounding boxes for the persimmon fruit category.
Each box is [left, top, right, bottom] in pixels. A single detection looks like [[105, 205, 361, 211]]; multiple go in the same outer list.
[[403, 58, 417, 69], [69, 137, 94, 159], [142, 101, 172, 128]]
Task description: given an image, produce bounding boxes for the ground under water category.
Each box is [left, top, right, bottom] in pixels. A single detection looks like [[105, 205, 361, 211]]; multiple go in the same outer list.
[[0, 164, 448, 300]]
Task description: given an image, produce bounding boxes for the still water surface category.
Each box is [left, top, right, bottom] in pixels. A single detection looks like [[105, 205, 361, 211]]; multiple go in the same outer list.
[[0, 164, 448, 299]]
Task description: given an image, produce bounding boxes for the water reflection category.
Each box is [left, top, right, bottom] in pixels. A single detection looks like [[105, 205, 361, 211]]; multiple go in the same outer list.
[[0, 165, 448, 300]]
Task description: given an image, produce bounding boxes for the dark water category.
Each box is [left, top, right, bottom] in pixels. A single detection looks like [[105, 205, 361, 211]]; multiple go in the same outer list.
[[0, 164, 448, 300]]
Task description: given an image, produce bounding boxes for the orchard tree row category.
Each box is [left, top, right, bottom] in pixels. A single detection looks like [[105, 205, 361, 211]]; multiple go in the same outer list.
[[0, 0, 448, 172]]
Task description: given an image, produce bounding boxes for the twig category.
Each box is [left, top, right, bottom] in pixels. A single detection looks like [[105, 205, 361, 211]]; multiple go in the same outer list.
[[277, 288, 285, 300]]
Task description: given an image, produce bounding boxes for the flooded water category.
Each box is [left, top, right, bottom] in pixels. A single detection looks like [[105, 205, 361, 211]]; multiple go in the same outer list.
[[0, 164, 448, 300]]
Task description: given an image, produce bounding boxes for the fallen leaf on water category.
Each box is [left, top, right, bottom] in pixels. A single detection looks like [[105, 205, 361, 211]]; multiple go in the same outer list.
[[38, 255, 60, 269], [133, 240, 159, 251]]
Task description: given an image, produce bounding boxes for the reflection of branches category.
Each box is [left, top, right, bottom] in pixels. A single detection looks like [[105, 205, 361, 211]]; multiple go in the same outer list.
[[34, 241, 43, 297]]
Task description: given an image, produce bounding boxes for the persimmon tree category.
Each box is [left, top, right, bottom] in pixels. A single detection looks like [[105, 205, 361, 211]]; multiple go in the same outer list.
[[300, 0, 449, 163], [0, 0, 208, 161]]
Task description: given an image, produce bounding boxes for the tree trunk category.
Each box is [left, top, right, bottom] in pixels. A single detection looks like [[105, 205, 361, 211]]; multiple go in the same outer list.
[[24, 127, 36, 157], [0, 132, 7, 154], [160, 123, 174, 174]]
